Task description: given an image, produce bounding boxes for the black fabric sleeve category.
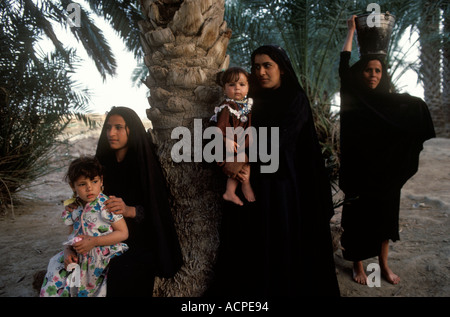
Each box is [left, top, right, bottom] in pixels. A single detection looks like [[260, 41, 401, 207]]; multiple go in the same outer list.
[[339, 51, 351, 78], [133, 205, 145, 224]]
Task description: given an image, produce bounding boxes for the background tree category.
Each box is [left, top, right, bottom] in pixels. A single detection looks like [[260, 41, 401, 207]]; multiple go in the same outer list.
[[23, 0, 118, 79], [443, 3, 450, 136], [0, 0, 127, 214], [0, 0, 91, 215], [417, 0, 444, 136], [137, 0, 231, 296]]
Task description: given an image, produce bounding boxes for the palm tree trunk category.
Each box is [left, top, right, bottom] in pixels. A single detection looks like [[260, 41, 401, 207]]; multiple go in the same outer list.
[[419, 1, 444, 136], [442, 4, 450, 137], [138, 0, 231, 296]]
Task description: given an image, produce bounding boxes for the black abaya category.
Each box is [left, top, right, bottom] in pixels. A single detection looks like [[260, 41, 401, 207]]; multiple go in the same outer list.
[[338, 51, 435, 261], [96, 107, 183, 296], [209, 45, 340, 297]]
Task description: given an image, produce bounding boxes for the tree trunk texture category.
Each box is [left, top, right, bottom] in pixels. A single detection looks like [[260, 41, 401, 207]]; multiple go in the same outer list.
[[442, 5, 450, 137], [138, 0, 231, 296], [419, 3, 444, 136]]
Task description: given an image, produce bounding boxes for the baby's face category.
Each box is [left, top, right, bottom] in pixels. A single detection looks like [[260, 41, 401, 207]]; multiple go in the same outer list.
[[71, 175, 103, 203], [224, 73, 249, 101]]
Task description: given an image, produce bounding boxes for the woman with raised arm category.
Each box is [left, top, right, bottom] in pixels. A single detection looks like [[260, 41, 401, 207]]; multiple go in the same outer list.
[[339, 15, 435, 285]]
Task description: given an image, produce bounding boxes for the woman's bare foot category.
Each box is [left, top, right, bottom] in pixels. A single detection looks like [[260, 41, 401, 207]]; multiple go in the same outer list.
[[223, 192, 244, 206], [241, 182, 256, 202], [352, 261, 367, 285], [379, 240, 400, 284], [381, 265, 400, 284]]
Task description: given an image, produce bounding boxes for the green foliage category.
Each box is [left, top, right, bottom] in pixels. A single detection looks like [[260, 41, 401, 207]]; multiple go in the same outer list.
[[36, 0, 118, 80], [225, 0, 355, 188], [0, 0, 93, 208], [224, 0, 448, 198], [83, 0, 144, 60]]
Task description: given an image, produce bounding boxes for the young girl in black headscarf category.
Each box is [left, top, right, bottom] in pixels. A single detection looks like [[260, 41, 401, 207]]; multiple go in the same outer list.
[[339, 16, 435, 285], [95, 106, 183, 296], [210, 45, 340, 297]]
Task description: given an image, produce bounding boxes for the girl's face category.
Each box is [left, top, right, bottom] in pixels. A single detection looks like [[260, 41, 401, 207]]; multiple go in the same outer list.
[[71, 175, 103, 203], [363, 60, 382, 89], [253, 54, 283, 90], [106, 114, 129, 153], [224, 73, 249, 101]]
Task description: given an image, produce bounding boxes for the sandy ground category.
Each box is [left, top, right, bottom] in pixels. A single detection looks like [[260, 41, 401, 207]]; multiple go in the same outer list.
[[0, 118, 449, 298]]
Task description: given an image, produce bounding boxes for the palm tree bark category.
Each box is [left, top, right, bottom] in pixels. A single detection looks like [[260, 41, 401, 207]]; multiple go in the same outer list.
[[442, 4, 450, 137], [419, 1, 444, 136], [138, 0, 231, 296]]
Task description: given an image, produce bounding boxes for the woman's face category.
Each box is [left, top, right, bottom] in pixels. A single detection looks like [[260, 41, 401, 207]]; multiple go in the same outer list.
[[253, 54, 283, 90], [363, 60, 382, 89], [106, 114, 129, 153]]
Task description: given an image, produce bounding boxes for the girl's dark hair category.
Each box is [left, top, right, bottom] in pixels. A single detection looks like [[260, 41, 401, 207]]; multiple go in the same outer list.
[[65, 156, 103, 184], [216, 67, 249, 87]]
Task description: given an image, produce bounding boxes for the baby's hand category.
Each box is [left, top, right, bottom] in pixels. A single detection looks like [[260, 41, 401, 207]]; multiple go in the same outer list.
[[237, 164, 250, 182], [225, 138, 239, 154]]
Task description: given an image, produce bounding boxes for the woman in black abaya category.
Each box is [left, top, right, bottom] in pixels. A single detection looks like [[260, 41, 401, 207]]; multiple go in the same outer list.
[[96, 106, 182, 296], [209, 45, 340, 297], [339, 16, 435, 285]]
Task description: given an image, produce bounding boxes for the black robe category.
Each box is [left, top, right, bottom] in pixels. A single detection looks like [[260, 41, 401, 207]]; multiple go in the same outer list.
[[339, 51, 435, 261], [96, 107, 183, 296], [208, 45, 340, 297]]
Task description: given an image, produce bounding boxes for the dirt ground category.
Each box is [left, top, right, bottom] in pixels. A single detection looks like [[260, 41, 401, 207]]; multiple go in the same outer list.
[[0, 119, 449, 298]]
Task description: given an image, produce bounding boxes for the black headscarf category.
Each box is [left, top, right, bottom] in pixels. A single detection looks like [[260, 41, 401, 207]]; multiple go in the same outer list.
[[96, 106, 182, 278], [339, 51, 436, 195], [250, 44, 304, 93], [250, 45, 335, 221]]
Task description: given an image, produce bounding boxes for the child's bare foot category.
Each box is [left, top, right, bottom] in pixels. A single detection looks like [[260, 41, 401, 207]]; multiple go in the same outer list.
[[223, 192, 244, 206], [241, 182, 255, 202], [381, 266, 400, 284], [352, 261, 367, 285]]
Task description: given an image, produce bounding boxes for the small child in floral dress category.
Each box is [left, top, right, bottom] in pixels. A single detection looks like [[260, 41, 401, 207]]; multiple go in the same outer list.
[[210, 67, 255, 206], [40, 156, 129, 297]]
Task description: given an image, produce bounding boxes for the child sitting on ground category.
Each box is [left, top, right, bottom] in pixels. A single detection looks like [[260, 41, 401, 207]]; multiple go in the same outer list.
[[40, 156, 129, 297]]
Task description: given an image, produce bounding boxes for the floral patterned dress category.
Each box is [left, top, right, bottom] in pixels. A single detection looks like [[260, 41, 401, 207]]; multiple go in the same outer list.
[[40, 193, 129, 297]]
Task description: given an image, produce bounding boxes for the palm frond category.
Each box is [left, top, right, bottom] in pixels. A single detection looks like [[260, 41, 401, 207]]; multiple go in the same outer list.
[[84, 0, 144, 59], [131, 63, 149, 88]]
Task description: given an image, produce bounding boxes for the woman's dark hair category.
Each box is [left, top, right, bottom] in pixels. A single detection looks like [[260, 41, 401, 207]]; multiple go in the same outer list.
[[65, 156, 103, 184], [216, 67, 249, 87]]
